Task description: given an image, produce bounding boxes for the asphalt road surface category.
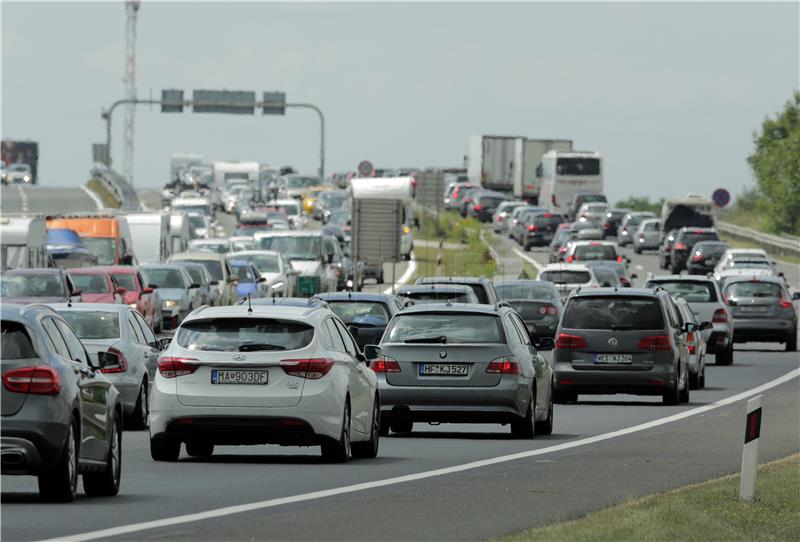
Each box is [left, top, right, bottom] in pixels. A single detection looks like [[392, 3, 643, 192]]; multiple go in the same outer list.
[[2, 236, 798, 542], [0, 185, 99, 215]]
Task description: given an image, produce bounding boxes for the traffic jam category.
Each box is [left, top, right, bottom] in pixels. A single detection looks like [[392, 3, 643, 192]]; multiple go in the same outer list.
[[1, 150, 797, 503]]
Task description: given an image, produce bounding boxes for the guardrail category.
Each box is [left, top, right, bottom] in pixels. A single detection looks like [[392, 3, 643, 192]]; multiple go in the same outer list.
[[716, 220, 800, 259], [89, 166, 141, 211]]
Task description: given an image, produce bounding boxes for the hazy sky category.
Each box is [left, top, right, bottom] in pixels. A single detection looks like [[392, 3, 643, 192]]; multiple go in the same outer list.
[[2, 2, 798, 203]]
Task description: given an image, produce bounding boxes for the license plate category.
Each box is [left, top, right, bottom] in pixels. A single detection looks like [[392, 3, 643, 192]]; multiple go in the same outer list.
[[705, 259, 714, 265], [594, 354, 633, 364], [211, 369, 269, 385], [419, 363, 468, 376], [739, 306, 768, 313]]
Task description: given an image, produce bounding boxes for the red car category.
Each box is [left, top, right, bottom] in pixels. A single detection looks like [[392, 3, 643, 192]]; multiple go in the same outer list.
[[67, 267, 125, 305], [103, 266, 161, 332]]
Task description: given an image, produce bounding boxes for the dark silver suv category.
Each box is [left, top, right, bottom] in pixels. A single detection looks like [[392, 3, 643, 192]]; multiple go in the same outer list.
[[552, 288, 691, 405]]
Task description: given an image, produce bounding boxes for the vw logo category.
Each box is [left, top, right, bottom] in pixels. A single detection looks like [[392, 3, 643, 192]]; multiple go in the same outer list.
[[439, 349, 447, 359], [232, 353, 247, 361], [608, 338, 618, 348]]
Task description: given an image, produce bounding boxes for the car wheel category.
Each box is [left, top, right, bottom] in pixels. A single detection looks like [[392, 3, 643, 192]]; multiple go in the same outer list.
[[662, 374, 680, 405], [83, 414, 122, 497], [321, 402, 352, 463], [634, 246, 642, 254], [524, 243, 531, 252], [38, 417, 79, 502], [699, 366, 706, 389], [533, 386, 554, 436], [679, 370, 690, 403], [185, 441, 214, 458], [379, 416, 390, 437], [128, 381, 149, 430], [390, 420, 413, 434], [786, 331, 797, 352], [511, 390, 535, 438], [352, 398, 380, 459], [150, 437, 180, 461], [716, 344, 734, 366]]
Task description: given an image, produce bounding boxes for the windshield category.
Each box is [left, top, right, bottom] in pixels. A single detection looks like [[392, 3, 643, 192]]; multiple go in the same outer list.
[[1, 274, 66, 298], [539, 270, 591, 284], [10, 164, 29, 172], [385, 313, 503, 344], [231, 264, 255, 281], [725, 282, 781, 299], [69, 273, 109, 294], [495, 283, 558, 301], [187, 214, 208, 228], [287, 176, 319, 188], [176, 318, 314, 352], [241, 254, 280, 273], [58, 311, 120, 340], [648, 281, 717, 302], [111, 272, 137, 291], [183, 260, 223, 281], [563, 297, 664, 330], [182, 266, 205, 285], [1, 245, 28, 269], [143, 268, 186, 289], [276, 203, 300, 216], [573, 244, 617, 261], [557, 158, 600, 176], [1, 321, 38, 359], [81, 238, 118, 265], [174, 203, 209, 216], [327, 301, 390, 324], [189, 240, 229, 254], [257, 236, 321, 260]]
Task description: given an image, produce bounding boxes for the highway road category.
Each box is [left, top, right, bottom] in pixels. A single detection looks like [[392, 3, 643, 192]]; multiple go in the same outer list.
[[2, 230, 798, 542], [0, 185, 100, 215]]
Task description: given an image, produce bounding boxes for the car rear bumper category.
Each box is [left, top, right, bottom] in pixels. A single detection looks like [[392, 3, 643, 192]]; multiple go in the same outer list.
[[554, 363, 677, 396], [686, 263, 715, 275], [1, 420, 69, 475], [153, 416, 322, 446], [732, 318, 796, 343]]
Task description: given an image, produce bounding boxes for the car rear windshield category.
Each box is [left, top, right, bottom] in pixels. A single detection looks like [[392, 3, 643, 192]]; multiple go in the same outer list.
[[176, 318, 314, 352], [1, 321, 38, 360], [539, 270, 591, 284], [679, 232, 719, 246], [0, 274, 66, 298], [532, 213, 565, 228], [495, 283, 557, 301], [724, 282, 781, 299], [385, 313, 504, 344], [69, 273, 109, 294], [111, 273, 137, 291], [400, 292, 474, 304], [695, 242, 729, 256], [557, 158, 600, 175], [507, 301, 556, 320], [58, 311, 120, 340], [478, 196, 504, 208], [327, 301, 390, 325], [573, 245, 617, 261], [563, 297, 665, 330], [648, 281, 717, 302], [185, 260, 223, 281]]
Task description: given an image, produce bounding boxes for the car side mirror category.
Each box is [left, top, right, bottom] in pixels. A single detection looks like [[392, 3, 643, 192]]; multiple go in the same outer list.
[[209, 280, 219, 286], [189, 283, 200, 289], [121, 255, 134, 265], [684, 322, 698, 333], [792, 292, 800, 301], [115, 287, 126, 295], [325, 254, 333, 264], [142, 287, 154, 294], [534, 336, 555, 351], [257, 277, 267, 283], [158, 337, 172, 350], [727, 299, 738, 306], [699, 321, 714, 331], [148, 283, 159, 289], [363, 344, 381, 360], [97, 350, 122, 371], [71, 289, 82, 297], [227, 277, 238, 283]]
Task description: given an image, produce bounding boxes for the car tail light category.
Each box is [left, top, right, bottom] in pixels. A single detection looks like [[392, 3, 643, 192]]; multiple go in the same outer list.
[[537, 305, 558, 315], [497, 215, 504, 222], [486, 356, 520, 374], [639, 234, 645, 240], [691, 254, 704, 262], [370, 356, 401, 373], [555, 333, 588, 349], [674, 242, 688, 251], [543, 213, 554, 218], [566, 255, 574, 263], [617, 256, 624, 263], [712, 308, 728, 323], [686, 332, 696, 354], [100, 347, 129, 374], [158, 357, 199, 378], [602, 223, 611, 230], [2, 365, 60, 395], [621, 226, 627, 233], [527, 224, 538, 232], [779, 298, 792, 309], [559, 246, 568, 254], [639, 335, 671, 351], [281, 358, 335, 379], [473, 204, 483, 211]]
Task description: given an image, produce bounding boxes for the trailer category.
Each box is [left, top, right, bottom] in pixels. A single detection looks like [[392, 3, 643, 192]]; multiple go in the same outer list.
[[0, 214, 48, 269]]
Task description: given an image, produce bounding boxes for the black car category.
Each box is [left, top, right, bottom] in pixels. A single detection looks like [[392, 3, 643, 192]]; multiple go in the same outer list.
[[495, 280, 563, 339], [1, 304, 123, 501], [600, 208, 630, 238], [686, 240, 731, 275], [520, 211, 566, 250], [468, 191, 507, 223], [669, 227, 720, 274], [549, 227, 573, 263], [313, 292, 407, 349]]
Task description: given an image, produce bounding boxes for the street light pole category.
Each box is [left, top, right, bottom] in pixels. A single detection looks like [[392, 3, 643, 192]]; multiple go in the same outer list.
[[286, 102, 325, 179], [101, 98, 163, 171]]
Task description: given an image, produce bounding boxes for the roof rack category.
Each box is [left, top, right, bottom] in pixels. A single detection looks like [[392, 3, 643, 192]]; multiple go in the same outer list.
[[20, 304, 58, 317], [495, 301, 512, 310]]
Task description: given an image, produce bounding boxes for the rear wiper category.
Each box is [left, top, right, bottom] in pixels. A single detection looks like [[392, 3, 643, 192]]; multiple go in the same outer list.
[[404, 335, 447, 344], [609, 325, 638, 330], [238, 343, 286, 352]]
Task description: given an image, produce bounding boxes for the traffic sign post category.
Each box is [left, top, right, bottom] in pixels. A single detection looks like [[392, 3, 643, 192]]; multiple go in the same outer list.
[[712, 188, 731, 208]]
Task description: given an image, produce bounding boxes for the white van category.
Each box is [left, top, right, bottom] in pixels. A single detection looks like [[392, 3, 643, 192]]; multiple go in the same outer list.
[[0, 214, 48, 269], [126, 212, 170, 263], [537, 150, 603, 215], [168, 212, 191, 256]]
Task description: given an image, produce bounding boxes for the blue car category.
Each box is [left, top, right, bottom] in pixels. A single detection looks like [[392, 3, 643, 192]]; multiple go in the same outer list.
[[227, 259, 267, 300], [46, 228, 98, 269]]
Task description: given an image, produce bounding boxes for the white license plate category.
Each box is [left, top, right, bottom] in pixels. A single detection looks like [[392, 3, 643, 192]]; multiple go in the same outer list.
[[211, 369, 269, 385], [594, 354, 633, 364], [739, 306, 768, 313], [419, 363, 468, 376]]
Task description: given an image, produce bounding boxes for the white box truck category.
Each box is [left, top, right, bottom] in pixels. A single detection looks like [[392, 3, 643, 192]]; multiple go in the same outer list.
[[512, 138, 574, 202]]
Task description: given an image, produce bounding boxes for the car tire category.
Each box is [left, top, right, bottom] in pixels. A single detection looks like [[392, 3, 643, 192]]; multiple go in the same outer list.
[[533, 387, 554, 436], [689, 371, 699, 390], [38, 417, 79, 502], [679, 371, 690, 403], [524, 243, 531, 252], [716, 344, 734, 366], [552, 389, 577, 404], [128, 381, 149, 430], [83, 414, 122, 497], [352, 398, 380, 459], [699, 366, 706, 388], [786, 331, 797, 352], [379, 417, 390, 437], [322, 402, 352, 463], [185, 441, 214, 458], [634, 246, 642, 254], [511, 391, 535, 439], [150, 437, 180, 462], [662, 374, 680, 405]]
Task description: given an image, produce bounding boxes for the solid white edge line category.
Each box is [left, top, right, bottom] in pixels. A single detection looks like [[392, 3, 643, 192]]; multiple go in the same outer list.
[[512, 247, 545, 273], [41, 367, 800, 542], [17, 184, 29, 213], [382, 252, 417, 295], [80, 185, 104, 210]]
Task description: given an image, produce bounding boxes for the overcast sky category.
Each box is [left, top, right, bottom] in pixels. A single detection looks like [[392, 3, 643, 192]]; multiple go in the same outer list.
[[2, 1, 798, 203]]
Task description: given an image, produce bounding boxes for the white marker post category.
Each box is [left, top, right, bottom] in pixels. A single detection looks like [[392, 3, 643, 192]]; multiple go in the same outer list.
[[739, 395, 762, 501]]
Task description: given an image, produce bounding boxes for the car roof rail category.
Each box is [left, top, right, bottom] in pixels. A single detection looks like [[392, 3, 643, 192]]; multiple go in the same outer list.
[[20, 304, 58, 317], [495, 301, 512, 310], [189, 304, 211, 316]]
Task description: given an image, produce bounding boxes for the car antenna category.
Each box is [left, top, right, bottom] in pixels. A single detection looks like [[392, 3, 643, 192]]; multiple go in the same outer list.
[[247, 293, 253, 313]]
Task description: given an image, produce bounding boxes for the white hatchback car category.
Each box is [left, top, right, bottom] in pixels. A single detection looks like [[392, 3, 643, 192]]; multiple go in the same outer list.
[[149, 304, 380, 462], [538, 263, 601, 302]]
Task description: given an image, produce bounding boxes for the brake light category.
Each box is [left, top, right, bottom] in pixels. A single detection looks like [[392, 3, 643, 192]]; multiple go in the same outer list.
[[602, 223, 611, 230], [158, 357, 199, 378], [473, 204, 483, 211], [543, 213, 553, 218], [281, 358, 335, 379], [555, 333, 588, 349], [486, 356, 520, 374], [779, 298, 792, 309], [559, 246, 568, 254], [590, 242, 601, 246], [537, 305, 558, 315], [674, 242, 688, 251], [617, 256, 624, 263], [370, 356, 401, 373], [691, 254, 704, 262], [100, 347, 129, 374], [2, 365, 60, 395], [639, 335, 671, 351], [566, 255, 574, 263], [712, 308, 728, 323], [497, 215, 504, 222], [527, 224, 537, 232]]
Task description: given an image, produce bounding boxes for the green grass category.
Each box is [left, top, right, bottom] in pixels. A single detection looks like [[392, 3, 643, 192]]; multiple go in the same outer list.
[[719, 234, 800, 266], [85, 178, 120, 209], [496, 453, 800, 542], [719, 206, 770, 232], [413, 245, 496, 280], [415, 209, 483, 244]]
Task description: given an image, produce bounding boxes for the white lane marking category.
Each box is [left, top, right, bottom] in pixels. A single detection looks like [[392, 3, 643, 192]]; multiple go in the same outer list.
[[512, 247, 544, 273], [635, 264, 644, 271], [80, 185, 104, 210], [41, 367, 800, 542], [382, 253, 417, 295], [17, 184, 29, 213]]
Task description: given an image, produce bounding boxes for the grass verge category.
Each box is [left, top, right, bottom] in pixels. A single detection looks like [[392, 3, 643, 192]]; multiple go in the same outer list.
[[496, 453, 800, 542], [415, 209, 483, 244], [719, 234, 800, 267], [85, 178, 120, 209], [412, 210, 497, 279]]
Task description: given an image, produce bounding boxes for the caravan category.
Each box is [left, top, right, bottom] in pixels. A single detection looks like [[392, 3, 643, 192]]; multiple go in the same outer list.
[[126, 212, 171, 264], [0, 215, 48, 269]]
